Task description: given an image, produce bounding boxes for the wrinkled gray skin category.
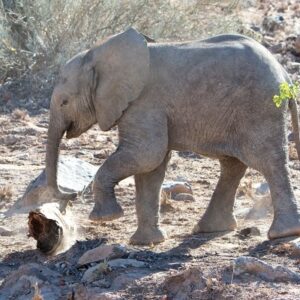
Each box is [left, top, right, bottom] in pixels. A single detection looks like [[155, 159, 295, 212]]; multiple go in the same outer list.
[[45, 28, 300, 245]]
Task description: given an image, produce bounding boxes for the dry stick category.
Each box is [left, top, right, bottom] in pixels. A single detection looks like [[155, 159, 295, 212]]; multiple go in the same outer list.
[[289, 99, 300, 160]]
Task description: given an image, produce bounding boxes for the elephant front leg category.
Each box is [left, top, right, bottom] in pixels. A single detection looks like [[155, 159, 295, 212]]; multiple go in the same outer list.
[[130, 153, 171, 245], [89, 150, 139, 221], [90, 141, 168, 222], [193, 157, 247, 234]]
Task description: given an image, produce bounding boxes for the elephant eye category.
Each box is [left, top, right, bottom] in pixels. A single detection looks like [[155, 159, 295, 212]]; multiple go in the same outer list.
[[61, 99, 69, 107]]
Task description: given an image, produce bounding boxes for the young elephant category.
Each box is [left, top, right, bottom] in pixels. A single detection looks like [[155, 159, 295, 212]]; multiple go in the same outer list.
[[45, 28, 300, 245]]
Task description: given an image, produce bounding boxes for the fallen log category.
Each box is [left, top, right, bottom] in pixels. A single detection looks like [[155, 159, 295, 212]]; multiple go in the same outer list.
[[28, 203, 76, 254]]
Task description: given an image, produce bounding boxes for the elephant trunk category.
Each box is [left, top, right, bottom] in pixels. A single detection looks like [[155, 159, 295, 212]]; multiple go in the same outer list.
[[45, 113, 77, 208], [46, 115, 64, 190]]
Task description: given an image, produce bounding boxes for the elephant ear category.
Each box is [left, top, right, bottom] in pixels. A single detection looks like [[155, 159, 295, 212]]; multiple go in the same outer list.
[[86, 28, 150, 131]]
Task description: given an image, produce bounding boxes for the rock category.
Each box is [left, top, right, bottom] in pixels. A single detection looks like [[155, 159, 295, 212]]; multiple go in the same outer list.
[[73, 285, 121, 300], [164, 267, 207, 300], [289, 238, 300, 256], [254, 182, 269, 195], [288, 132, 295, 142], [178, 151, 201, 159], [238, 227, 261, 238], [91, 279, 111, 288], [111, 270, 150, 289], [294, 35, 300, 54], [81, 261, 111, 283], [243, 182, 272, 220], [262, 15, 284, 32], [78, 244, 128, 266], [287, 61, 300, 73], [108, 258, 147, 269], [274, 238, 300, 257], [94, 149, 110, 159], [0, 263, 66, 299], [245, 194, 273, 219], [0, 226, 14, 236], [0, 134, 18, 146], [162, 181, 193, 199], [269, 42, 285, 53], [173, 193, 195, 202], [233, 256, 300, 283], [18, 156, 98, 208], [271, 239, 300, 257], [81, 259, 147, 284]]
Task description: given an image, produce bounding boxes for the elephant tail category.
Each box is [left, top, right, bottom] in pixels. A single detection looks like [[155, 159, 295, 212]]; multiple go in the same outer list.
[[289, 98, 300, 160]]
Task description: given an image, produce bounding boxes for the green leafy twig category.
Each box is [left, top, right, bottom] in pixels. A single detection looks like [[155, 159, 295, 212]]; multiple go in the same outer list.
[[273, 82, 299, 108]]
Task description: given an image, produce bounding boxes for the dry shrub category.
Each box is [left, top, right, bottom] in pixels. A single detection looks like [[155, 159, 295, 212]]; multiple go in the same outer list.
[[11, 108, 29, 120], [0, 0, 242, 83], [0, 185, 13, 201]]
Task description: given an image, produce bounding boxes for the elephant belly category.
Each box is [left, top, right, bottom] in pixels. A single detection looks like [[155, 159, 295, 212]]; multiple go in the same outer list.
[[168, 124, 240, 159]]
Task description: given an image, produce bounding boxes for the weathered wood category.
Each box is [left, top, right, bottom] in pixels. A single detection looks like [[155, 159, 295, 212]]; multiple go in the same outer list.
[[28, 203, 75, 254]]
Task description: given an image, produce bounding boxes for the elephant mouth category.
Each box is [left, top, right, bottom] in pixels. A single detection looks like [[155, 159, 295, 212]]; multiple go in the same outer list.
[[66, 122, 80, 139]]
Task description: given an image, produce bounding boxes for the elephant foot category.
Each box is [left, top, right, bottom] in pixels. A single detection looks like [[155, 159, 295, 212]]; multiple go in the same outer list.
[[268, 211, 300, 239], [130, 226, 166, 245], [193, 213, 237, 234], [89, 202, 124, 221]]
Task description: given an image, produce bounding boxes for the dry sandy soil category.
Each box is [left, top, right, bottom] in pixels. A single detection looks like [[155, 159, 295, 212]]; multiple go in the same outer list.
[[1, 1, 300, 299]]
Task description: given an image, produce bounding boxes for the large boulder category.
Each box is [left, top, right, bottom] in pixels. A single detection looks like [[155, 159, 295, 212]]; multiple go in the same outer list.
[[16, 156, 98, 209]]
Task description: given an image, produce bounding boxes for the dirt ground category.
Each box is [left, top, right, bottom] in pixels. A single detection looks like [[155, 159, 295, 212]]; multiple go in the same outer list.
[[1, 1, 300, 299]]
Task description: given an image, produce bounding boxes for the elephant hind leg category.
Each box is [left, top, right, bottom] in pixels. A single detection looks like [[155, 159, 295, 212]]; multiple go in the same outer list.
[[193, 157, 247, 234], [260, 159, 300, 239]]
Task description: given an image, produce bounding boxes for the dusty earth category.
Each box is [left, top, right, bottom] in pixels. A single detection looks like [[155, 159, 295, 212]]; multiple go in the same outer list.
[[1, 1, 300, 299]]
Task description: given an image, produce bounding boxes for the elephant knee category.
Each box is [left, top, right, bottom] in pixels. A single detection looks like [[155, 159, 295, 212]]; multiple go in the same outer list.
[[93, 171, 115, 194]]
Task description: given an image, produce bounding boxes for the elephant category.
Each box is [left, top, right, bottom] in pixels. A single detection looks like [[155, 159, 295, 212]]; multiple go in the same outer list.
[[44, 28, 300, 245]]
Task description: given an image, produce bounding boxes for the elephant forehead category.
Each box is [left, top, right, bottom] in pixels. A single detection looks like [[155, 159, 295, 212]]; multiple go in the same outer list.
[[63, 56, 82, 76], [56, 55, 84, 92]]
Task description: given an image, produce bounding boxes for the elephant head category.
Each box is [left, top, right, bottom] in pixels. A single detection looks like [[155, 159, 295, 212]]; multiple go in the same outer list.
[[45, 28, 150, 202]]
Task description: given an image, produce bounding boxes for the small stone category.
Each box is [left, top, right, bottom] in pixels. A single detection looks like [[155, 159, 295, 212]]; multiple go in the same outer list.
[[0, 226, 14, 236], [288, 237, 300, 257], [254, 182, 269, 195], [173, 193, 195, 202], [287, 61, 300, 74], [178, 151, 201, 159], [94, 149, 110, 159], [164, 267, 206, 299], [162, 181, 193, 199], [108, 258, 147, 269], [81, 261, 110, 283], [269, 42, 285, 53], [73, 284, 122, 299], [238, 226, 261, 238], [262, 16, 284, 32], [294, 36, 300, 54], [0, 134, 18, 146], [288, 132, 295, 142], [111, 270, 149, 289], [91, 279, 111, 288], [78, 244, 127, 266]]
